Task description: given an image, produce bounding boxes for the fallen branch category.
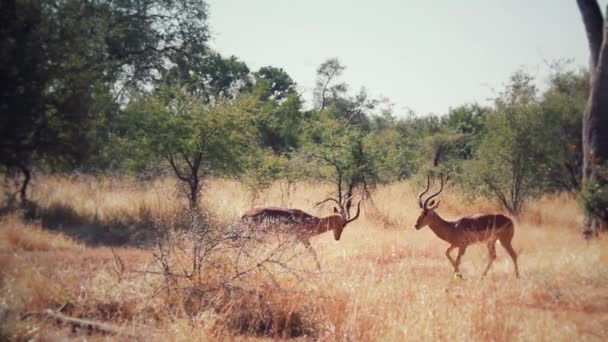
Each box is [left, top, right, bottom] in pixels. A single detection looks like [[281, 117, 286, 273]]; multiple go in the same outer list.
[[21, 309, 138, 338]]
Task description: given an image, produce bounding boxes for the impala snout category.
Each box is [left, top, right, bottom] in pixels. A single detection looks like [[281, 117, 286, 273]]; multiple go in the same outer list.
[[414, 212, 427, 230], [333, 225, 344, 240]]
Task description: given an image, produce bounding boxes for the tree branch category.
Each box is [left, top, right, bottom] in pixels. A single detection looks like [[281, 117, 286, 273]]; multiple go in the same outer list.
[[484, 178, 513, 214], [167, 153, 189, 182], [180, 152, 194, 172]]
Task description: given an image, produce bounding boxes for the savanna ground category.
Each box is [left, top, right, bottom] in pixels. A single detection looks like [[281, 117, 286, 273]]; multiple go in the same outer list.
[[0, 176, 607, 341]]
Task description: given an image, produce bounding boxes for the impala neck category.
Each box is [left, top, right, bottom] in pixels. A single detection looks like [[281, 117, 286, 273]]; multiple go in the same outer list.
[[426, 211, 455, 242], [314, 215, 343, 233]]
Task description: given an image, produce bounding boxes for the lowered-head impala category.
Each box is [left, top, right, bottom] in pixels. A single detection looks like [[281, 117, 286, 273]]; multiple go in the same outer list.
[[241, 197, 362, 269]]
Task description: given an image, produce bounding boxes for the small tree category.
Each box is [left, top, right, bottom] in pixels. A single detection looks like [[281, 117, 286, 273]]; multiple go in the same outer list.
[[313, 58, 347, 111], [463, 71, 548, 216], [301, 109, 377, 211], [538, 63, 587, 194], [127, 86, 257, 209]]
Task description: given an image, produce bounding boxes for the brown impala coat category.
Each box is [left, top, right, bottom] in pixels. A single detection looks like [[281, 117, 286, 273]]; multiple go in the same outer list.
[[241, 200, 361, 269], [419, 212, 515, 245], [241, 207, 352, 241], [414, 175, 519, 278]]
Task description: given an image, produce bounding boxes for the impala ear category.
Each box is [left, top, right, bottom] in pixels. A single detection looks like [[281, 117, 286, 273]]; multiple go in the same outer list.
[[333, 207, 339, 213], [429, 199, 440, 209]]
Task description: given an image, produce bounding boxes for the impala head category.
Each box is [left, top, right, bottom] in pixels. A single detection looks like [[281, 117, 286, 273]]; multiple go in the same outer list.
[[414, 174, 445, 230], [317, 196, 362, 240]]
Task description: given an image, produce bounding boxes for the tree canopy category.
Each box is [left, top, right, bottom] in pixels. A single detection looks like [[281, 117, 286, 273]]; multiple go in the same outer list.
[[0, 2, 593, 220]]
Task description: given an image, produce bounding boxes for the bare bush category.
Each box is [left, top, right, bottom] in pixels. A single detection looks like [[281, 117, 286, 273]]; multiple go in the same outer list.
[[101, 207, 317, 334]]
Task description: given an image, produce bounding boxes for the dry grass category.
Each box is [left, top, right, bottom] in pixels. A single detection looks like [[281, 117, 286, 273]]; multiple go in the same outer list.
[[0, 215, 83, 252], [1, 175, 607, 341]]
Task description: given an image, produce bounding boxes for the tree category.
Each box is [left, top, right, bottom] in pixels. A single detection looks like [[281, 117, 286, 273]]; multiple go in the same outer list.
[[254, 94, 304, 154], [463, 71, 548, 216], [538, 64, 587, 194], [392, 111, 445, 178], [301, 110, 378, 212], [166, 52, 252, 104], [253, 66, 297, 101], [364, 127, 409, 182], [0, 0, 210, 204], [576, 0, 608, 235], [441, 104, 490, 161], [249, 67, 302, 154], [313, 58, 347, 111], [126, 86, 257, 209], [313, 59, 378, 131]]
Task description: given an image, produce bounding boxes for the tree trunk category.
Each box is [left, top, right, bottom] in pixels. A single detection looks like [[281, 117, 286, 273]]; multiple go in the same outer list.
[[167, 153, 202, 211], [17, 163, 30, 206], [577, 0, 608, 236], [189, 176, 199, 210]]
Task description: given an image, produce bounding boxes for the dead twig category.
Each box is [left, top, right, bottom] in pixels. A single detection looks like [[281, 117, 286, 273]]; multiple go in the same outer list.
[[21, 309, 139, 338], [110, 247, 125, 283]]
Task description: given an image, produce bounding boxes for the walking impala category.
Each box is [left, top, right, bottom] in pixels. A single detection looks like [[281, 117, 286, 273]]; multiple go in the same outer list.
[[241, 197, 362, 269], [414, 175, 519, 278]]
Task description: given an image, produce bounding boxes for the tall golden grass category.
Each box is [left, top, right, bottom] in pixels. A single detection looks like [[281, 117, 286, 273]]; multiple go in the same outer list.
[[1, 175, 607, 341]]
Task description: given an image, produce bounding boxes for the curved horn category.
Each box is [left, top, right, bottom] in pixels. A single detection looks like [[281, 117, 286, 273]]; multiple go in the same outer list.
[[346, 199, 362, 224], [423, 174, 446, 209], [315, 197, 341, 208], [418, 175, 431, 208]]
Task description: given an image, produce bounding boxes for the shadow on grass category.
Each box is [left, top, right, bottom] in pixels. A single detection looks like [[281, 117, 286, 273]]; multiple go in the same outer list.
[[5, 201, 160, 247]]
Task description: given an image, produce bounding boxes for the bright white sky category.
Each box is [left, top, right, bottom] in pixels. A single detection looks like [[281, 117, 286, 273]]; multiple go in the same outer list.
[[208, 0, 605, 115]]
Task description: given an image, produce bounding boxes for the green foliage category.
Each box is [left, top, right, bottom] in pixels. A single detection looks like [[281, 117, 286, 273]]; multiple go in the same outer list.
[[239, 152, 287, 202], [1, 0, 211, 183], [253, 94, 304, 154], [313, 58, 347, 110], [364, 128, 413, 182], [464, 110, 540, 215], [128, 86, 257, 171], [0, 0, 590, 218], [253, 66, 297, 101], [300, 108, 379, 206], [461, 71, 550, 215], [124, 86, 258, 207], [166, 52, 251, 104], [580, 174, 608, 218], [441, 104, 490, 160], [536, 64, 587, 193]]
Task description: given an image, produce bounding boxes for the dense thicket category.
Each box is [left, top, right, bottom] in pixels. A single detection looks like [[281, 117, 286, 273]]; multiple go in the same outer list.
[[0, 0, 591, 217]]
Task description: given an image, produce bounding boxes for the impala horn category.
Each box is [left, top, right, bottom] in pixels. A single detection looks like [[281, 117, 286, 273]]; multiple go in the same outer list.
[[423, 174, 446, 209], [346, 199, 362, 224], [418, 175, 431, 208]]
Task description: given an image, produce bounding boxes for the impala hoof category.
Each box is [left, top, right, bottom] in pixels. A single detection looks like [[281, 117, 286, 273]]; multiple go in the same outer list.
[[453, 272, 463, 280]]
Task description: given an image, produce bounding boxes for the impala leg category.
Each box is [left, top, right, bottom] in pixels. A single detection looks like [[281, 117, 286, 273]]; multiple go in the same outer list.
[[445, 245, 456, 269], [482, 241, 497, 278], [500, 239, 519, 278], [454, 246, 466, 274], [302, 239, 321, 270]]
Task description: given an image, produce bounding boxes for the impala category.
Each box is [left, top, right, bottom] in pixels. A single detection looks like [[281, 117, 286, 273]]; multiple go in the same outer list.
[[414, 175, 519, 278], [241, 197, 362, 269]]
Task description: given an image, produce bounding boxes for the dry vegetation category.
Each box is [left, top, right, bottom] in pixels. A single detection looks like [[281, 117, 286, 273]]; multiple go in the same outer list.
[[1, 175, 607, 341]]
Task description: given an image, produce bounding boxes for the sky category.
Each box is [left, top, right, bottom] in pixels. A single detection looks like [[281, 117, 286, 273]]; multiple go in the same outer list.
[[207, 0, 604, 116]]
